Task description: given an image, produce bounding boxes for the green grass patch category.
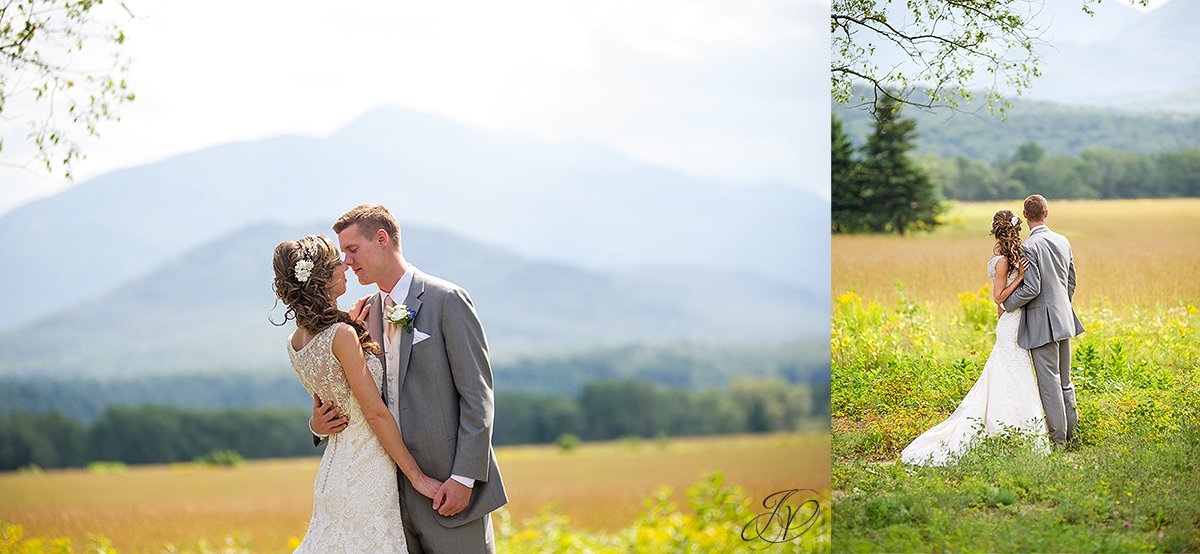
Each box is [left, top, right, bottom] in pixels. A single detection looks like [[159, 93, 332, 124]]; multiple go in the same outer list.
[[834, 428, 1200, 552]]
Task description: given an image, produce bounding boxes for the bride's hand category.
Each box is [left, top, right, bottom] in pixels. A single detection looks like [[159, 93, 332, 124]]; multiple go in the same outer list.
[[1018, 257, 1029, 276], [348, 295, 372, 325], [413, 474, 443, 500]]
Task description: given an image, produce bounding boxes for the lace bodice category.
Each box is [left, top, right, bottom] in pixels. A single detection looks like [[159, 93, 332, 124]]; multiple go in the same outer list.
[[285, 323, 407, 553], [988, 255, 1018, 286], [287, 323, 384, 424]]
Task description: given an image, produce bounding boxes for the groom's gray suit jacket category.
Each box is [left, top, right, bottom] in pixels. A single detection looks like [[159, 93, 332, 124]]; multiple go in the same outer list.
[[1001, 225, 1085, 348], [367, 269, 508, 528]]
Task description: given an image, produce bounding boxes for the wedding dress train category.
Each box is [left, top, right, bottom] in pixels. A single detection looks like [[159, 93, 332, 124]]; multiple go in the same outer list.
[[900, 256, 1050, 466]]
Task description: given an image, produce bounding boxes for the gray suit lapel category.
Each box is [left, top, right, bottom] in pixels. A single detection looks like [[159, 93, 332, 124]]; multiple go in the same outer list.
[[396, 270, 425, 397], [368, 292, 385, 348]]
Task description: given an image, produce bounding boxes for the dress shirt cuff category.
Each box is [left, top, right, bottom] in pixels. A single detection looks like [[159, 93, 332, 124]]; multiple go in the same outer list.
[[450, 474, 475, 488], [308, 418, 328, 439]]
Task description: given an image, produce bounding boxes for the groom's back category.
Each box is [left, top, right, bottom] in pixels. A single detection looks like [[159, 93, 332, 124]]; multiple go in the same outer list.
[[1034, 232, 1072, 289], [1022, 229, 1083, 343]]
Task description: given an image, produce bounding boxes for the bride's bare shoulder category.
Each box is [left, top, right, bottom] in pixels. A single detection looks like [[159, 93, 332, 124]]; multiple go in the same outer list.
[[989, 253, 1009, 276]]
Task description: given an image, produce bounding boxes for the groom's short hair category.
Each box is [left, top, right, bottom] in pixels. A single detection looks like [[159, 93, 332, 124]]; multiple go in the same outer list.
[[1024, 195, 1048, 221], [334, 204, 402, 249]]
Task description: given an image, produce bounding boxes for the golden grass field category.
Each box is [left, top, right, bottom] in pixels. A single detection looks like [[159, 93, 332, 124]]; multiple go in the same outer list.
[[833, 198, 1200, 308], [0, 432, 828, 553]]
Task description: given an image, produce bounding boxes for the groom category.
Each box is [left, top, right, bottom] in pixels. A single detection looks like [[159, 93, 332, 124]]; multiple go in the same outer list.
[[312, 204, 507, 552], [1000, 194, 1085, 448]]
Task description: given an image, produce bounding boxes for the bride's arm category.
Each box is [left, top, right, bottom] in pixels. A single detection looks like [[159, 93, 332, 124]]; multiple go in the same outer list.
[[993, 257, 1024, 305], [331, 325, 442, 499]]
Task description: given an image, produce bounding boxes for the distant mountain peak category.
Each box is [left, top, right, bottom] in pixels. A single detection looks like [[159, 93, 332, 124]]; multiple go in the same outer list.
[[0, 106, 826, 334], [332, 106, 471, 138]]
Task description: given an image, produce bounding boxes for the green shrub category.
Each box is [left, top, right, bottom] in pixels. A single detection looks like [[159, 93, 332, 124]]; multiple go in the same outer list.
[[193, 449, 244, 468], [86, 461, 127, 474], [554, 433, 580, 454]]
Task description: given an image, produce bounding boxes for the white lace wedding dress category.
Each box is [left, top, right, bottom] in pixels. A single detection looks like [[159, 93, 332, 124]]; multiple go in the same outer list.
[[287, 323, 409, 553], [900, 256, 1050, 466]]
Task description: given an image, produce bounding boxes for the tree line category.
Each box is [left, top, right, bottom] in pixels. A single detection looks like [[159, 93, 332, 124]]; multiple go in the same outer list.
[[834, 91, 1200, 163], [0, 378, 822, 471], [495, 378, 821, 445], [0, 341, 827, 423], [0, 407, 315, 470], [916, 143, 1200, 201]]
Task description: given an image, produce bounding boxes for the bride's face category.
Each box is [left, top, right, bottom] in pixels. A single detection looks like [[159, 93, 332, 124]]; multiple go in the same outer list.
[[326, 261, 348, 301]]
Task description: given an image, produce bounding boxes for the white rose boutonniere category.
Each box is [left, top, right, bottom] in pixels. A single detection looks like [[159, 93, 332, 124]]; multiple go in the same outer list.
[[384, 303, 415, 333]]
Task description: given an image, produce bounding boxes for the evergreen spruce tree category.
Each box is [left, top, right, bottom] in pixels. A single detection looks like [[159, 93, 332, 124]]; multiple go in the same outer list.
[[857, 97, 945, 234], [831, 115, 864, 233]]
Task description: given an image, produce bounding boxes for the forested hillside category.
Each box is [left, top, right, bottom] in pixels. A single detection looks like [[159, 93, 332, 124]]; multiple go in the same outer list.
[[835, 93, 1200, 161]]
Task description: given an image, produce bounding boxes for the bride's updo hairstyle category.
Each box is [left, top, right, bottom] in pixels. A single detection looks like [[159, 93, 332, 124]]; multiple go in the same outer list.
[[272, 235, 379, 355], [991, 210, 1025, 271]]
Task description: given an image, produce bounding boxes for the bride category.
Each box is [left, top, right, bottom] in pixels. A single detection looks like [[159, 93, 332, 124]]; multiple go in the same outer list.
[[900, 210, 1050, 466], [272, 235, 441, 552]]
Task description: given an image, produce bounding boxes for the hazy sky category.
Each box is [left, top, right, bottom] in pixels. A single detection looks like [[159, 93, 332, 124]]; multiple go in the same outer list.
[[0, 0, 830, 214], [1130, 0, 1171, 11]]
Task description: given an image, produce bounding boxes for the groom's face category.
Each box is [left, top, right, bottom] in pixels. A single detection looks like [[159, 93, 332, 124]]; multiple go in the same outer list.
[[337, 225, 388, 286]]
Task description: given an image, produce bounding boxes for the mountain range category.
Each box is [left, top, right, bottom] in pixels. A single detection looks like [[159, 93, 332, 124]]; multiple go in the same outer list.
[[0, 105, 829, 379], [0, 220, 824, 378], [0, 107, 828, 339]]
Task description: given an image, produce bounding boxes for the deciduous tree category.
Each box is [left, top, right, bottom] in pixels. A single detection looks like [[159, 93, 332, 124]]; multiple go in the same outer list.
[[831, 0, 1147, 114], [1, 0, 135, 179]]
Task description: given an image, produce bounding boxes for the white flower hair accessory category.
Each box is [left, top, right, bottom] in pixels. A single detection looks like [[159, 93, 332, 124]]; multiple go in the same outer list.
[[294, 259, 315, 283], [1011, 215, 1020, 226]]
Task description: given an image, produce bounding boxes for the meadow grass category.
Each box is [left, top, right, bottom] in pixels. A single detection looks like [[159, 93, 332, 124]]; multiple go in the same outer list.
[[0, 432, 829, 553], [833, 198, 1200, 309], [832, 199, 1200, 552]]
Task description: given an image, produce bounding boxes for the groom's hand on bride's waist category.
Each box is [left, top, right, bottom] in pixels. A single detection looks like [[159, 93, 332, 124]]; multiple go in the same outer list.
[[310, 393, 348, 437], [432, 478, 472, 517]]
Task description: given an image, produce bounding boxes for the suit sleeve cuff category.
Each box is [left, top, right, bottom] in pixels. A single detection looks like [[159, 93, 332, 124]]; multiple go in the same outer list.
[[450, 474, 475, 488]]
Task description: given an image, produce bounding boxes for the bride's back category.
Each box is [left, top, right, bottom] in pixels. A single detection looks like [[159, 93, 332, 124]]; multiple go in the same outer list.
[[287, 323, 379, 424]]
